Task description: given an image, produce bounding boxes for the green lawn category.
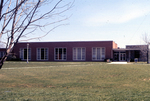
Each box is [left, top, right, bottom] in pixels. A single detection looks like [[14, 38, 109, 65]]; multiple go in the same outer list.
[[0, 62, 150, 101]]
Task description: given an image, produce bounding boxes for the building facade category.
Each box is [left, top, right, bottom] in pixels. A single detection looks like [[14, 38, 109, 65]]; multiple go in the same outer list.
[[0, 41, 148, 62], [12, 41, 117, 61], [113, 45, 148, 62]]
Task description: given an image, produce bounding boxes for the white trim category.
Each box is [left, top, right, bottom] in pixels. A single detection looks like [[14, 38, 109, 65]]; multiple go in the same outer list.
[[54, 47, 67, 61], [36, 48, 49, 60], [73, 47, 86, 61], [92, 47, 105, 60], [20, 48, 31, 60]]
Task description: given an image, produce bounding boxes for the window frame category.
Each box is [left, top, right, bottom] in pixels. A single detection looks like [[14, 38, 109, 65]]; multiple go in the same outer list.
[[36, 48, 49, 60], [20, 48, 31, 60], [92, 47, 105, 60], [73, 47, 86, 61], [54, 47, 67, 61]]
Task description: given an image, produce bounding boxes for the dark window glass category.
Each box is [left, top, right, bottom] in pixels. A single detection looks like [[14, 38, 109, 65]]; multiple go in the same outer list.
[[24, 49, 27, 59], [41, 48, 44, 59]]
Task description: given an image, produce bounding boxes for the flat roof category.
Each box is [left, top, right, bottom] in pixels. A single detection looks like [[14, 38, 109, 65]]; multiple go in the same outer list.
[[113, 48, 141, 51], [18, 40, 114, 43]]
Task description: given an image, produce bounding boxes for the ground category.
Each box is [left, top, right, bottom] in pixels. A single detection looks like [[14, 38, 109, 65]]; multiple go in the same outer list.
[[0, 62, 150, 101]]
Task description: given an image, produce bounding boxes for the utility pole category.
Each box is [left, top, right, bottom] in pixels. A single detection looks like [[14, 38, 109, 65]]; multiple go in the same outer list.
[[147, 44, 150, 64], [27, 43, 29, 63]]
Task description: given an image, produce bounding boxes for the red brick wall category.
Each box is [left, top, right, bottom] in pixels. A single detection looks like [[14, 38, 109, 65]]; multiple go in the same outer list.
[[113, 41, 118, 49], [13, 41, 115, 61]]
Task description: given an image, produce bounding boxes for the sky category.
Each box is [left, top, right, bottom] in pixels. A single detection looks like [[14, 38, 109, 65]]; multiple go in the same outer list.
[[31, 0, 150, 48]]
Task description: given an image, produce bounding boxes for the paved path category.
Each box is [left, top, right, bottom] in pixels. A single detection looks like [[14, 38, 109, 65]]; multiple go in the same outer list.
[[108, 62, 129, 64]]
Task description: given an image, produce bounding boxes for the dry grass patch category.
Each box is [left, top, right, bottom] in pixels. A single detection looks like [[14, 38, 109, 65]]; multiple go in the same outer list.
[[0, 74, 5, 78]]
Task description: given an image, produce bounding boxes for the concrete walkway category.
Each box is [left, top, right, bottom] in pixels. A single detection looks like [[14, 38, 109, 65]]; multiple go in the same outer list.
[[108, 62, 129, 64]]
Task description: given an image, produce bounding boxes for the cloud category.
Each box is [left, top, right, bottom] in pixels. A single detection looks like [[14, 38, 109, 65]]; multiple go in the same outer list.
[[83, 2, 150, 26]]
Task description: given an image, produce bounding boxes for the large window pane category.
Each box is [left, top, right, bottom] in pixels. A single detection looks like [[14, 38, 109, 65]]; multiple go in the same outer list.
[[92, 47, 105, 60], [24, 49, 27, 59], [102, 48, 105, 59], [92, 48, 96, 60], [41, 48, 44, 59], [77, 48, 81, 60], [37, 48, 48, 60], [82, 48, 85, 60], [45, 48, 48, 59], [20, 48, 31, 60], [73, 48, 76, 60], [55, 48, 58, 59], [73, 48, 85, 60], [55, 48, 67, 60], [63, 48, 66, 59], [59, 48, 62, 59]]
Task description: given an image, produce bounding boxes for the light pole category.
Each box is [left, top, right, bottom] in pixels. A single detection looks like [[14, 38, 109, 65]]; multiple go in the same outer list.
[[147, 44, 150, 64], [27, 43, 29, 63]]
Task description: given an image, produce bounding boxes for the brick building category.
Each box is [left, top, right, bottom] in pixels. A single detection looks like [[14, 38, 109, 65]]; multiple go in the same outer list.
[[0, 41, 148, 62], [12, 41, 117, 61], [113, 45, 148, 62]]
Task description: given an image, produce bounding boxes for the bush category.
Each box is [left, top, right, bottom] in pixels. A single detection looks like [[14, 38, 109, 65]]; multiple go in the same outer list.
[[104, 58, 113, 62], [6, 55, 21, 61]]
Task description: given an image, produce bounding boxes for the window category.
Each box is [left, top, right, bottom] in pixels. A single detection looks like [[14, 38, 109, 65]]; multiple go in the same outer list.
[[37, 48, 48, 60], [73, 48, 85, 60], [20, 48, 31, 60], [55, 48, 66, 60], [0, 51, 5, 58], [92, 47, 105, 60]]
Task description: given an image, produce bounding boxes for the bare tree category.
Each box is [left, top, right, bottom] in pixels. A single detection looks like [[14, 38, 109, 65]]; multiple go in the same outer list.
[[142, 33, 150, 44], [0, 0, 74, 69], [142, 33, 150, 63]]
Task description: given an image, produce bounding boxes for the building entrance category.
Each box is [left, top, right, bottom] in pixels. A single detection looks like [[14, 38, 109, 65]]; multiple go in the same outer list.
[[120, 53, 126, 61], [114, 52, 126, 61]]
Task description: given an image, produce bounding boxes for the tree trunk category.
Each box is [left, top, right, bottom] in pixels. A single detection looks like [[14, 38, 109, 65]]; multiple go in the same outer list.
[[0, 53, 7, 69], [0, 61, 4, 69]]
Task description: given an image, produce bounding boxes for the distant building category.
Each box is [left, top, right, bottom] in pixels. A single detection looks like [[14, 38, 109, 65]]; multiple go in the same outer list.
[[0, 41, 148, 62], [113, 45, 148, 62]]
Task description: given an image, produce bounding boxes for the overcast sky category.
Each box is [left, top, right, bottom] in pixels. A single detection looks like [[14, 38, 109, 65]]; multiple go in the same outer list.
[[37, 0, 150, 48]]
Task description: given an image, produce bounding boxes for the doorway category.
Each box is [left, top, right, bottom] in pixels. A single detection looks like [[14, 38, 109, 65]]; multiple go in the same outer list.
[[120, 53, 126, 61], [113, 51, 126, 61]]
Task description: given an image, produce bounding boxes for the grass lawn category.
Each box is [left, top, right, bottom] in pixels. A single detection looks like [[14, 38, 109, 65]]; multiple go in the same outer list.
[[0, 62, 150, 101]]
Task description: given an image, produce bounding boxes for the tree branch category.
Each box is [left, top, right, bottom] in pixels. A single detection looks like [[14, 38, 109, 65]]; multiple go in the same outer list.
[[31, 0, 62, 23]]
